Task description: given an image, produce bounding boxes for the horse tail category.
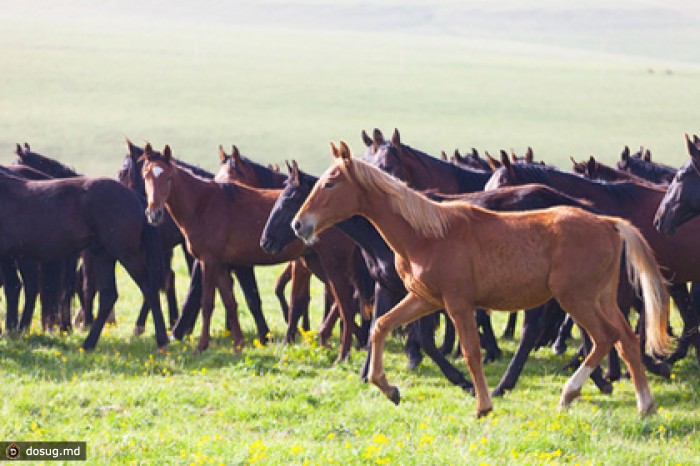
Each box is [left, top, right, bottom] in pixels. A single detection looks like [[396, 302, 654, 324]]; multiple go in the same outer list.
[[614, 219, 670, 356], [142, 223, 166, 292]]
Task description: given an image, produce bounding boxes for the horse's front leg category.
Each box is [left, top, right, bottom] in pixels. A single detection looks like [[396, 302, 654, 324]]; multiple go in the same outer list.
[[445, 303, 492, 417], [196, 261, 219, 353], [216, 268, 245, 350], [368, 292, 437, 404]]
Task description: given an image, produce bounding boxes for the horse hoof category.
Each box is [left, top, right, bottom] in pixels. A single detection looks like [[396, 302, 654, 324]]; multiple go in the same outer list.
[[407, 357, 422, 371], [476, 406, 492, 418], [639, 402, 657, 417], [491, 387, 506, 398], [388, 387, 401, 405], [552, 343, 567, 356], [133, 325, 146, 336], [598, 381, 614, 395], [559, 388, 581, 408]]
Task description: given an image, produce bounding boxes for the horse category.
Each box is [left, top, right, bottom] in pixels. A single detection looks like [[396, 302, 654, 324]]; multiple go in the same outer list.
[[119, 141, 278, 345], [486, 157, 700, 366], [141, 144, 367, 360], [572, 156, 653, 185], [0, 161, 167, 350], [617, 146, 675, 184], [214, 145, 340, 338], [655, 134, 700, 234], [261, 160, 475, 392], [292, 141, 669, 417]]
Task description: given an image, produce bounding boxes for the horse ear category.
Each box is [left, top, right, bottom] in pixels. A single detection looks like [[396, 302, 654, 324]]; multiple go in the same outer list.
[[685, 133, 700, 159], [15, 143, 23, 157], [485, 151, 500, 170], [290, 159, 300, 180], [621, 146, 630, 161], [361, 130, 373, 147], [372, 128, 384, 145], [470, 148, 479, 160], [162, 145, 172, 163], [526, 147, 534, 164], [24, 142, 30, 152], [643, 149, 651, 162], [231, 145, 242, 163], [509, 148, 517, 163], [440, 151, 448, 161], [144, 143, 153, 158], [500, 150, 512, 171], [218, 145, 227, 163], [330, 141, 341, 159], [338, 140, 352, 162], [125, 137, 140, 159], [391, 128, 401, 148], [587, 156, 596, 176]]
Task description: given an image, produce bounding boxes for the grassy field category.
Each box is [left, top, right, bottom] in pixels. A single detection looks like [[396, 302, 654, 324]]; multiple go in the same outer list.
[[1, 1, 700, 464]]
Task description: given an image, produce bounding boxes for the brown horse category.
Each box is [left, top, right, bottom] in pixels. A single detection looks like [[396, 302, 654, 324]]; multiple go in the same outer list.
[[141, 144, 365, 359], [292, 141, 669, 417]]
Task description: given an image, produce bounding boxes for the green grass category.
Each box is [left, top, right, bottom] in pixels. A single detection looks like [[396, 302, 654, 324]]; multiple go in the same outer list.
[[0, 261, 699, 465], [2, 2, 700, 464]]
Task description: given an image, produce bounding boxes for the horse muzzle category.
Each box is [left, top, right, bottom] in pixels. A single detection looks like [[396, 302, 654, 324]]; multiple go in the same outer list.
[[260, 236, 281, 255], [291, 217, 316, 244], [145, 207, 164, 226]]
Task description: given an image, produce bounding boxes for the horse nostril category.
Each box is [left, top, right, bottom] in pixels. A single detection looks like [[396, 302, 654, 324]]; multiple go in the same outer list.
[[292, 220, 302, 233]]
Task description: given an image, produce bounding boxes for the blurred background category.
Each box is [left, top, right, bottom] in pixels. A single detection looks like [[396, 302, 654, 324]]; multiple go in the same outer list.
[[1, 0, 699, 175]]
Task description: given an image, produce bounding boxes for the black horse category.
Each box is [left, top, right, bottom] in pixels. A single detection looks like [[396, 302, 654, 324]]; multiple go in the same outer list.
[[0, 161, 167, 350]]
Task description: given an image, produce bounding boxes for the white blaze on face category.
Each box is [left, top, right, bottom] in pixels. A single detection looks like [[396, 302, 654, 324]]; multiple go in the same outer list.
[[152, 166, 164, 178]]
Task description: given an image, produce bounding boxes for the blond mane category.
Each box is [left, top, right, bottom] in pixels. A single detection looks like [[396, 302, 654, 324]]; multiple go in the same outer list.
[[339, 158, 467, 238]]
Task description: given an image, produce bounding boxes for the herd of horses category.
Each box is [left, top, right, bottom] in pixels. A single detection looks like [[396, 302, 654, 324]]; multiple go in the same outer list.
[[3, 129, 700, 418]]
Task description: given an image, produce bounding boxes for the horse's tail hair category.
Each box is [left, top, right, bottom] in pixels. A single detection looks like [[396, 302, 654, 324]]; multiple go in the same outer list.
[[614, 219, 670, 356], [142, 223, 166, 292]]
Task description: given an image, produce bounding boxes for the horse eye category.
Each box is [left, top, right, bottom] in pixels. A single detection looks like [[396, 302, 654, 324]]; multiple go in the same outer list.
[[324, 181, 335, 189]]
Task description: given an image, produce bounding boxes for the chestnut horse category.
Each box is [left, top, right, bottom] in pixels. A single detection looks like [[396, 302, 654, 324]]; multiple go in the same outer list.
[[292, 141, 669, 417], [141, 144, 366, 359]]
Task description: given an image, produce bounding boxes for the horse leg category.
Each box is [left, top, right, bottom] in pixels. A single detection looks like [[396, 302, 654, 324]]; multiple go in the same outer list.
[[438, 311, 456, 356], [558, 297, 619, 411], [133, 300, 150, 336], [360, 284, 402, 382], [195, 261, 218, 353], [79, 251, 99, 327], [16, 260, 39, 332], [59, 256, 78, 332], [39, 261, 63, 332], [405, 322, 424, 369], [325, 278, 359, 363], [82, 251, 118, 351], [274, 262, 293, 324], [552, 315, 574, 355], [502, 312, 518, 340], [318, 303, 339, 347], [118, 254, 168, 350], [162, 248, 179, 328], [216, 267, 245, 349], [233, 266, 268, 343], [579, 328, 614, 393], [492, 306, 544, 397], [446, 304, 492, 417], [368, 292, 438, 404], [414, 313, 474, 393], [476, 308, 501, 363], [284, 265, 312, 344], [171, 259, 202, 340], [666, 283, 696, 365]]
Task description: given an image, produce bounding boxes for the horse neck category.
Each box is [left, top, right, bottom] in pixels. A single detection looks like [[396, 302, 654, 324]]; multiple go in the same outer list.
[[405, 148, 488, 193], [359, 194, 434, 260], [335, 216, 393, 263], [165, 166, 217, 229]]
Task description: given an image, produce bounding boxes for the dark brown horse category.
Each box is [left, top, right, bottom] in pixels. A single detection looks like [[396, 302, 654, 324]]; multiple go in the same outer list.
[[0, 163, 167, 350], [141, 144, 366, 360], [293, 142, 668, 417]]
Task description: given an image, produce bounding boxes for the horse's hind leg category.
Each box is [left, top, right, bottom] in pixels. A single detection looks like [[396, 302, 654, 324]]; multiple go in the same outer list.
[[476, 308, 501, 363], [16, 260, 38, 332], [558, 300, 618, 410], [82, 252, 118, 351], [217, 267, 245, 349], [234, 266, 270, 344], [274, 262, 293, 324], [611, 308, 654, 415], [446, 304, 492, 417], [552, 315, 574, 355], [171, 260, 202, 340], [502, 312, 518, 340]]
